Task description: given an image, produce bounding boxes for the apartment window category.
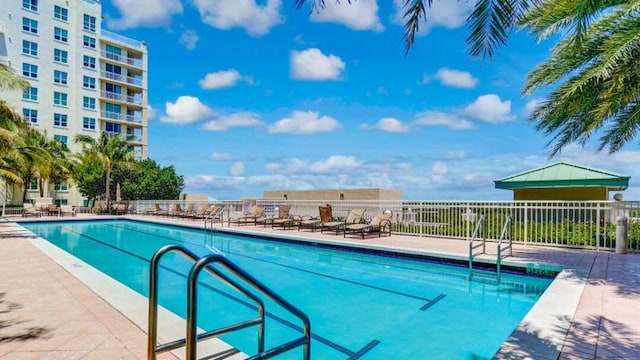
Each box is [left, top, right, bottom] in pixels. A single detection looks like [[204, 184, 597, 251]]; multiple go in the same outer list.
[[22, 63, 37, 78], [22, 40, 38, 56], [22, 0, 38, 12], [83, 35, 96, 49], [53, 70, 68, 85], [53, 113, 68, 127], [23, 108, 38, 124], [83, 96, 96, 110], [83, 76, 96, 89], [54, 5, 68, 21], [27, 178, 38, 191], [23, 87, 37, 101], [83, 117, 96, 130], [22, 17, 38, 34], [54, 27, 68, 42], [53, 91, 67, 106], [83, 55, 96, 69], [83, 14, 97, 32], [105, 122, 121, 134], [54, 48, 68, 64], [53, 135, 68, 145], [54, 199, 68, 206], [54, 182, 68, 191]]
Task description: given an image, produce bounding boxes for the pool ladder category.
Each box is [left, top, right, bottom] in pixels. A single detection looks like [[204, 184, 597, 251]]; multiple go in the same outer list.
[[148, 244, 311, 360], [468, 216, 512, 283]]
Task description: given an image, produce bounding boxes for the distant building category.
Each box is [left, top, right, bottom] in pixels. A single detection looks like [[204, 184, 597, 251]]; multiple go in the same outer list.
[[0, 0, 148, 205], [494, 162, 630, 201]]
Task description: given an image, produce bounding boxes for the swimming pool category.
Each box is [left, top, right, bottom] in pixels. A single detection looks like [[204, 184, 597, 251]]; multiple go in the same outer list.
[[22, 219, 553, 359]]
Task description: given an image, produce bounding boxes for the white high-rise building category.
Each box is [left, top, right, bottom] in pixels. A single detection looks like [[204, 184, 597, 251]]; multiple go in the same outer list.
[[0, 0, 148, 206]]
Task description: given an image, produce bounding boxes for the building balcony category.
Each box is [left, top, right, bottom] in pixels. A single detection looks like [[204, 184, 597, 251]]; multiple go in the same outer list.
[[101, 30, 146, 50], [100, 110, 144, 125], [100, 90, 142, 106], [101, 50, 143, 69], [101, 71, 143, 87]]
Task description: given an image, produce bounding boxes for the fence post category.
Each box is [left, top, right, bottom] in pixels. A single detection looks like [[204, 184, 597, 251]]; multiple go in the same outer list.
[[523, 202, 528, 246], [616, 215, 628, 254]]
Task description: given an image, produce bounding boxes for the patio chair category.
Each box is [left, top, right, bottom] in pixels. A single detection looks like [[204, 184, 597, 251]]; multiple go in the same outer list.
[[59, 205, 76, 217], [151, 203, 168, 216], [263, 205, 292, 228], [321, 207, 365, 234], [22, 203, 41, 218], [46, 204, 60, 216], [344, 213, 393, 239], [114, 203, 128, 215], [298, 205, 333, 232], [231, 206, 265, 226]]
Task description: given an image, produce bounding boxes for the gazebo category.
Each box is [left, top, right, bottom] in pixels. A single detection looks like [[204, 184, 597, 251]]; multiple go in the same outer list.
[[494, 161, 630, 201]]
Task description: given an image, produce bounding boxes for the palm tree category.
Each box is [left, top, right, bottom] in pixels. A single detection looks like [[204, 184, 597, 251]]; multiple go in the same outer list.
[[75, 132, 137, 210], [520, 0, 640, 154], [295, 0, 533, 56]]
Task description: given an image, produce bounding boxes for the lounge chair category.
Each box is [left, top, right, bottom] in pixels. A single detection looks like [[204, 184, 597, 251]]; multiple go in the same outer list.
[[22, 203, 41, 218], [46, 204, 60, 216], [114, 203, 129, 215], [150, 203, 168, 216], [263, 205, 292, 228], [60, 205, 76, 217], [231, 206, 265, 226], [344, 213, 393, 239], [298, 205, 332, 232], [321, 208, 365, 234]]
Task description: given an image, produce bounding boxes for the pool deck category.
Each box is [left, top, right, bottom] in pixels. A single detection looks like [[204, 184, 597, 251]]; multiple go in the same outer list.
[[1, 214, 639, 359]]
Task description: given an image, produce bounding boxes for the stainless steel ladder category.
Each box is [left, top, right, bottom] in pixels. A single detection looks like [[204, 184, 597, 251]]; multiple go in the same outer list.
[[468, 215, 512, 283], [148, 244, 311, 360]]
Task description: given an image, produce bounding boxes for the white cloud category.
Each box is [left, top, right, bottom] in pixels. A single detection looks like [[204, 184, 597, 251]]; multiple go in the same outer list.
[[266, 155, 363, 174], [290, 48, 346, 81], [192, 0, 284, 36], [198, 69, 251, 89], [210, 152, 234, 161], [180, 30, 199, 50], [413, 111, 473, 130], [442, 151, 467, 160], [107, 0, 183, 29], [523, 98, 544, 117], [147, 105, 156, 121], [230, 161, 245, 176], [465, 94, 515, 123], [160, 96, 214, 124], [365, 118, 409, 133], [202, 112, 264, 131], [392, 0, 475, 35], [309, 0, 384, 31], [432, 160, 448, 175], [429, 68, 478, 89], [269, 111, 340, 134]]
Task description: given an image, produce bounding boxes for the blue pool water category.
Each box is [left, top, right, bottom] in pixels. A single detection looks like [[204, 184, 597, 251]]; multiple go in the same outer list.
[[22, 220, 553, 359]]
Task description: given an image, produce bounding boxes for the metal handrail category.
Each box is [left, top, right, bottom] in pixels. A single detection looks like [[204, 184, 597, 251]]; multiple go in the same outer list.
[[467, 214, 486, 280], [187, 255, 311, 360], [148, 245, 266, 359], [496, 216, 513, 283], [148, 244, 311, 360]]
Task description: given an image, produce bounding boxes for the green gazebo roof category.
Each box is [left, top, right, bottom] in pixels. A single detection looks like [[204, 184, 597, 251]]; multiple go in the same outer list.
[[494, 161, 630, 190]]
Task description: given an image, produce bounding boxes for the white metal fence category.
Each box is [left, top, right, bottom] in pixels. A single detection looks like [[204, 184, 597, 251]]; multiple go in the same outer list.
[[5, 199, 638, 253]]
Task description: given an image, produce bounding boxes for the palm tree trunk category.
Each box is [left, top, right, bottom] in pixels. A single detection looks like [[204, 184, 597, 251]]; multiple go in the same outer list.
[[105, 165, 111, 210]]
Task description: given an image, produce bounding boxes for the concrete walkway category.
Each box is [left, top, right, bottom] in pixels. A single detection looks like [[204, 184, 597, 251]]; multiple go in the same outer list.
[[1, 216, 639, 359]]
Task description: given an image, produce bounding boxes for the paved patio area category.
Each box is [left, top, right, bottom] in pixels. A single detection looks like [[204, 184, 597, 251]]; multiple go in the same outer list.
[[1, 215, 639, 359]]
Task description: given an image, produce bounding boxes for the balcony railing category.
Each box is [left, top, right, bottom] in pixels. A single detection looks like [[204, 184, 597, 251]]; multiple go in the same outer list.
[[101, 71, 143, 87], [100, 110, 143, 124], [100, 90, 142, 105], [101, 50, 143, 68], [101, 29, 146, 49]]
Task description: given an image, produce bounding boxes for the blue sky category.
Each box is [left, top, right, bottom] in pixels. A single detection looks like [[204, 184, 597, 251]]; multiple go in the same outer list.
[[100, 0, 640, 200]]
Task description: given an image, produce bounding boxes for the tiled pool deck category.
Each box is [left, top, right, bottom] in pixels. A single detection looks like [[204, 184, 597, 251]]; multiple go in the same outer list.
[[1, 215, 639, 359]]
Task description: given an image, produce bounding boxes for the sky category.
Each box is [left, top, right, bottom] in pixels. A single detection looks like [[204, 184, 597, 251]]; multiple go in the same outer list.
[[99, 0, 640, 200]]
